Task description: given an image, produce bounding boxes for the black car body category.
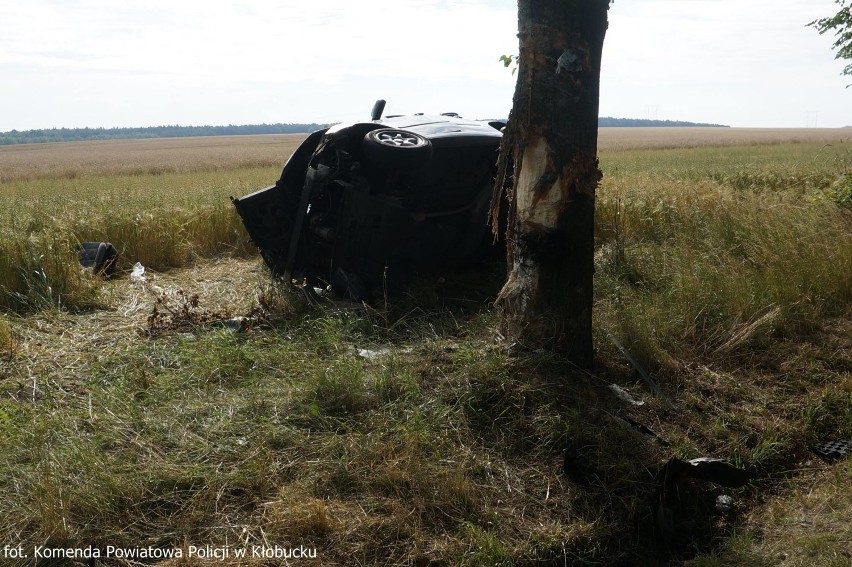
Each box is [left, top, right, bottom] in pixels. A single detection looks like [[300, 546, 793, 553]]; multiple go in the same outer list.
[[232, 101, 505, 300]]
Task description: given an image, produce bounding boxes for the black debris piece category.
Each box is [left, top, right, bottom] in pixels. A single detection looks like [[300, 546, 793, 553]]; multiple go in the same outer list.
[[562, 446, 600, 487], [616, 414, 671, 447], [812, 439, 851, 462], [77, 242, 119, 276], [654, 456, 752, 549], [661, 457, 752, 489]]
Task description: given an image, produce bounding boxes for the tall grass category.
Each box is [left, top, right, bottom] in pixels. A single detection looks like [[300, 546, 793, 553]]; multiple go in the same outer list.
[[2, 139, 850, 330], [595, 141, 852, 369], [0, 167, 277, 311], [0, 314, 13, 357], [0, 231, 98, 312]]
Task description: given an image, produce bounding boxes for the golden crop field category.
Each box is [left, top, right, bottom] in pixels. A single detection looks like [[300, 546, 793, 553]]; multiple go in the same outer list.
[[2, 128, 850, 182], [599, 126, 852, 150], [0, 127, 850, 312], [0, 134, 306, 182]]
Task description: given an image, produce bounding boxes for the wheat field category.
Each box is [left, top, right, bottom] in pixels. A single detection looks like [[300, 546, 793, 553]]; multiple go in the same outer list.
[[0, 128, 850, 311], [2, 128, 850, 181], [0, 134, 305, 182], [599, 126, 851, 150]]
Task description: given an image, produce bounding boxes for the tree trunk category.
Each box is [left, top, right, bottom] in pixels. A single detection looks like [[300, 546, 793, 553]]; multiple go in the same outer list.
[[491, 0, 609, 367]]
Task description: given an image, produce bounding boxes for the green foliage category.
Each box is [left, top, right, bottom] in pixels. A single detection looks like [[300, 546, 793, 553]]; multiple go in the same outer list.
[[809, 0, 852, 83], [825, 173, 852, 207], [498, 54, 518, 75], [457, 523, 513, 566]]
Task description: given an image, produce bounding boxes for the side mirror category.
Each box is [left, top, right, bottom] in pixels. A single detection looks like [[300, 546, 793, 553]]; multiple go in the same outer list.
[[371, 99, 386, 121]]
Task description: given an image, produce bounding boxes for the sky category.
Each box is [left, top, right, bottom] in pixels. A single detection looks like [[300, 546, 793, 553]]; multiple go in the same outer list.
[[0, 0, 849, 131]]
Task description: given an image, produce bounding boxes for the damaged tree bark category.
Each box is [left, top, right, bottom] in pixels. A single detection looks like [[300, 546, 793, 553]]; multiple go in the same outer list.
[[492, 0, 609, 367]]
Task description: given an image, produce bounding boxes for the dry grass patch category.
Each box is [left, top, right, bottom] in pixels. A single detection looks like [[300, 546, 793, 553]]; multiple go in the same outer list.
[[748, 461, 852, 567], [1, 258, 269, 398]]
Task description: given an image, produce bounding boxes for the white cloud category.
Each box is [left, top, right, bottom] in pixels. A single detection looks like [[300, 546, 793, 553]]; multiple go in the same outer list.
[[0, 0, 848, 129], [2, 1, 517, 82], [601, 0, 850, 126], [0, 0, 519, 128]]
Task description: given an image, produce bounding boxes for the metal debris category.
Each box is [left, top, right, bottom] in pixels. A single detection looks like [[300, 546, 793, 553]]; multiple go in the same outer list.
[[562, 445, 600, 487], [608, 383, 644, 406], [614, 414, 670, 447], [224, 317, 250, 333], [77, 241, 118, 275], [715, 494, 734, 513], [604, 331, 662, 397], [355, 346, 413, 361], [812, 438, 851, 462], [662, 457, 752, 488], [655, 456, 751, 548]]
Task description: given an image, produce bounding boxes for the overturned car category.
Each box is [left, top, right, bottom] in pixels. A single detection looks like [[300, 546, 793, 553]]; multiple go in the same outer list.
[[232, 100, 505, 301]]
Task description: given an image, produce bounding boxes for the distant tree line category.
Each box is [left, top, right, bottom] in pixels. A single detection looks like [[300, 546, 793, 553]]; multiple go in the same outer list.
[[0, 123, 330, 145], [598, 117, 728, 127], [0, 117, 731, 145]]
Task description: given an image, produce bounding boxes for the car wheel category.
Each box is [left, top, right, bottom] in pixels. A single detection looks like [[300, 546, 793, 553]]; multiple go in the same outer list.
[[363, 128, 432, 168]]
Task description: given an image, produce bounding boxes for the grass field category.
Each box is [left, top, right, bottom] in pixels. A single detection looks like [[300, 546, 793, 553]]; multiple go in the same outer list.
[[0, 129, 850, 566]]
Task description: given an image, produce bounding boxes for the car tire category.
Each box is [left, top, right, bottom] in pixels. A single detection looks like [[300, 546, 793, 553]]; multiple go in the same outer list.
[[363, 128, 432, 169]]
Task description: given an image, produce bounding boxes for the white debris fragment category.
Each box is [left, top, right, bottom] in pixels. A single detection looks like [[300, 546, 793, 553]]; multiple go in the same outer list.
[[224, 317, 249, 333], [130, 262, 146, 282], [716, 494, 734, 513], [356, 346, 413, 360], [608, 384, 645, 406]]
